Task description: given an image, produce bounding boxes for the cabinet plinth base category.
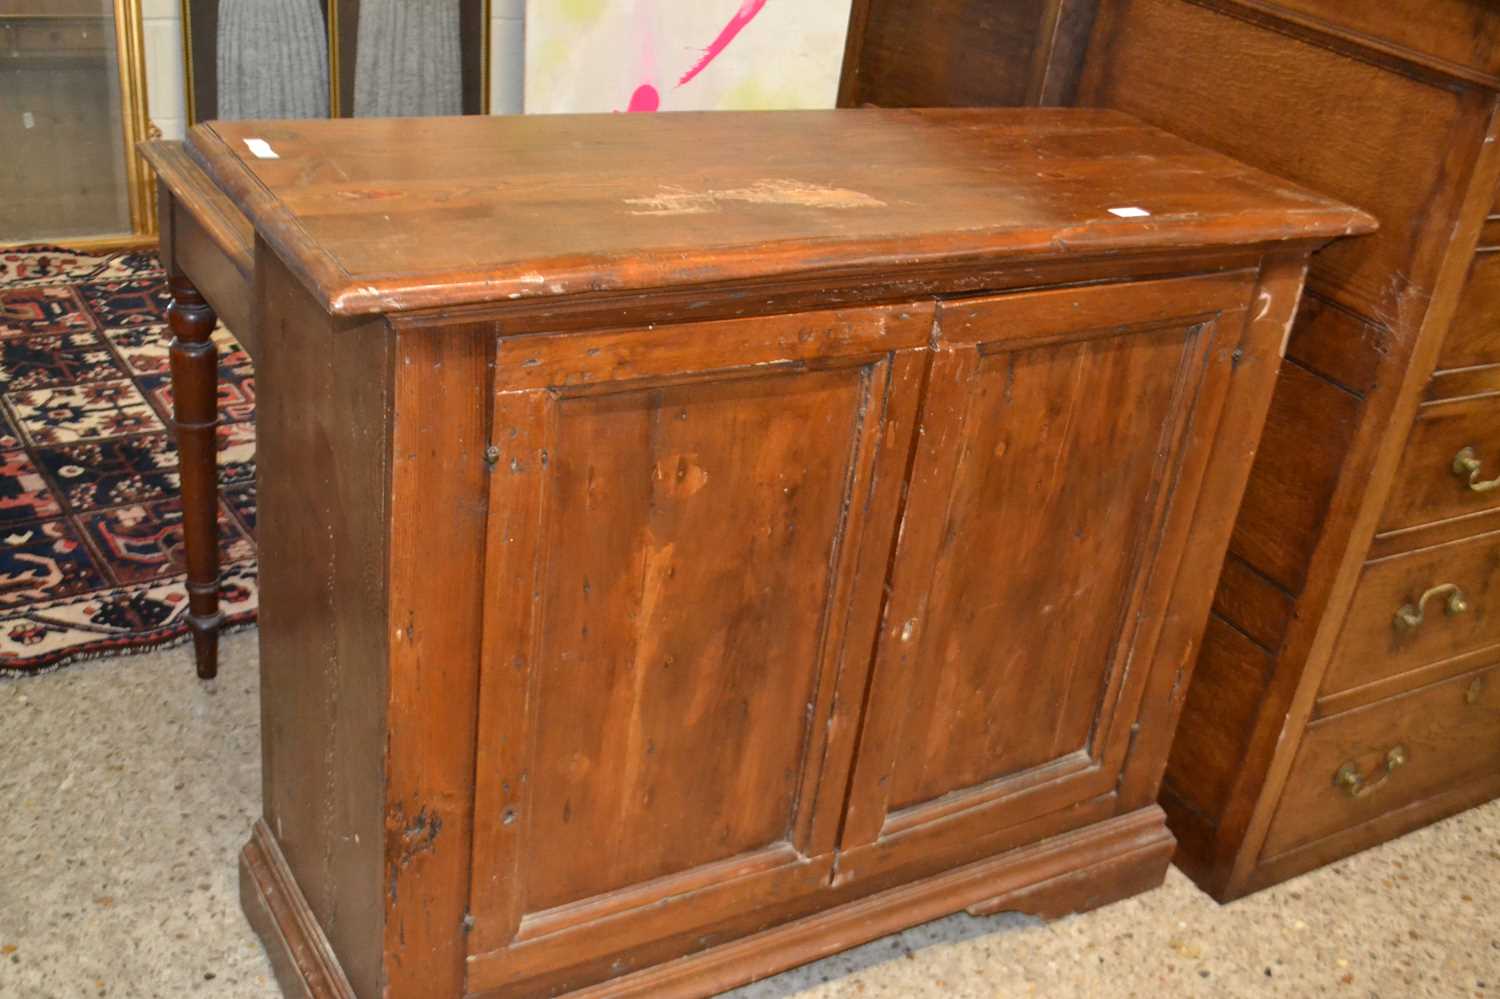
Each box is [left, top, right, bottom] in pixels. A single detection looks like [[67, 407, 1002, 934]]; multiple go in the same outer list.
[[241, 808, 1173, 999], [240, 821, 355, 999]]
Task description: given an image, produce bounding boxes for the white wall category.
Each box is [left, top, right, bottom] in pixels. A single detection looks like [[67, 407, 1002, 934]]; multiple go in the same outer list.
[[490, 0, 525, 114], [141, 0, 187, 140]]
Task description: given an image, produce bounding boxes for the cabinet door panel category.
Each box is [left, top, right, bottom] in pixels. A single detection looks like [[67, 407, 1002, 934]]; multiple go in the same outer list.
[[839, 273, 1253, 883], [889, 330, 1193, 810], [465, 305, 928, 994]]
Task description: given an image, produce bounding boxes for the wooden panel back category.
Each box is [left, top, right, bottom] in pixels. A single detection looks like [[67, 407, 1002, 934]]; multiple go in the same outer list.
[[841, 0, 1055, 108], [1227, 360, 1362, 593], [1242, 0, 1500, 80], [1080, 0, 1489, 323], [1163, 615, 1274, 821]]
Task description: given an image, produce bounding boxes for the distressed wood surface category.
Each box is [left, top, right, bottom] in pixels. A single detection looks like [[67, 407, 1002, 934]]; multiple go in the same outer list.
[[183, 108, 1369, 317]]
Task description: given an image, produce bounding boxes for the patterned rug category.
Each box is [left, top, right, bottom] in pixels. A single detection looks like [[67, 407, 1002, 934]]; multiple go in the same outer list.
[[0, 246, 257, 673]]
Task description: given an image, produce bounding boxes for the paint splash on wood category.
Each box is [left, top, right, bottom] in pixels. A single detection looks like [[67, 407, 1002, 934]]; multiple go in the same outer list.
[[625, 179, 887, 216]]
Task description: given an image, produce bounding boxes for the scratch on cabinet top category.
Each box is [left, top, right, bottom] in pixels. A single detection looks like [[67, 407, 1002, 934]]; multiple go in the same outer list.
[[625, 179, 888, 216]]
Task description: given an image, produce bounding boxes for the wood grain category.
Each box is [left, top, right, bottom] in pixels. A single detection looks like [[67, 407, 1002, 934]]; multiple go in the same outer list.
[[183, 109, 1370, 317]]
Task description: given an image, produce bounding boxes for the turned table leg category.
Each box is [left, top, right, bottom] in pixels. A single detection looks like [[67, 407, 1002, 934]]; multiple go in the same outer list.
[[166, 273, 223, 681]]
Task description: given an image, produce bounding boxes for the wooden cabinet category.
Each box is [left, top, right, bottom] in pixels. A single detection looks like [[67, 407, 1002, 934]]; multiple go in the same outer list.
[[146, 108, 1365, 996]]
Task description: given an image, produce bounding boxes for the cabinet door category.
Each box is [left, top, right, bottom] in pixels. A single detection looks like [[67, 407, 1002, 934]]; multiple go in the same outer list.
[[837, 273, 1255, 885], [464, 304, 930, 995]]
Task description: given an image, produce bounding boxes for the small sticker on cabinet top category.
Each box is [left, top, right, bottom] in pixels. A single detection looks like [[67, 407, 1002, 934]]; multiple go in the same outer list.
[[1108, 206, 1151, 218], [243, 138, 279, 159]]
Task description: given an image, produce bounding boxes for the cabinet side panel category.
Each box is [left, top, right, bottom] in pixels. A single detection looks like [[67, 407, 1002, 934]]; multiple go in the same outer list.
[[254, 242, 391, 999]]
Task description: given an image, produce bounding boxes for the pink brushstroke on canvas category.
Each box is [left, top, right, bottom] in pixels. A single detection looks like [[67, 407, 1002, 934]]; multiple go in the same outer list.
[[620, 0, 768, 113], [678, 0, 769, 86], [627, 83, 661, 111]]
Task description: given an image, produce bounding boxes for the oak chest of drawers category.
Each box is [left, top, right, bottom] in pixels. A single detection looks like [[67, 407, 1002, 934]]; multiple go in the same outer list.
[[1072, 0, 1500, 900], [146, 108, 1365, 995]]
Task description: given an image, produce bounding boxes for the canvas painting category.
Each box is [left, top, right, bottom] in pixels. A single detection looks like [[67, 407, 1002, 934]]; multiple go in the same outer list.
[[524, 0, 853, 114]]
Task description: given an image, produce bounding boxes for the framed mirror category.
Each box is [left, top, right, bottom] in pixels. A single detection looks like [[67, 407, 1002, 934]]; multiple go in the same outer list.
[[0, 0, 154, 248]]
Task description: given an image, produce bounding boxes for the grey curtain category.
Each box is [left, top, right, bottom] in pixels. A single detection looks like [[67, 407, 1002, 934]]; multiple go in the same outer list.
[[353, 0, 463, 117], [216, 0, 330, 119]]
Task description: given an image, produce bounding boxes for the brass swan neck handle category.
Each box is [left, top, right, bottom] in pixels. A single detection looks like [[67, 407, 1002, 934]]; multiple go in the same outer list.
[[1334, 746, 1407, 798], [1453, 447, 1500, 493], [1393, 583, 1468, 632]]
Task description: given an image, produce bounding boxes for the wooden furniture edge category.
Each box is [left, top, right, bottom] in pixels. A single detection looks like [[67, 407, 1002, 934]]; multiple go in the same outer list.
[[181, 113, 1372, 319], [530, 807, 1174, 999], [244, 801, 1170, 999], [241, 820, 358, 999], [141, 139, 253, 278], [184, 124, 352, 316]]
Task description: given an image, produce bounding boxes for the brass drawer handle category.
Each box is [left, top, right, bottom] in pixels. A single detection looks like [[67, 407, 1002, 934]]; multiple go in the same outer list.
[[1393, 583, 1468, 632], [1453, 447, 1500, 493], [1334, 746, 1407, 798]]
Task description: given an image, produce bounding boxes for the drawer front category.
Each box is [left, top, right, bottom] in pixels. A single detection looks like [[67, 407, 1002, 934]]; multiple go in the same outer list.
[[1323, 531, 1500, 697], [1437, 248, 1500, 371], [1262, 664, 1500, 859], [1380, 396, 1500, 533]]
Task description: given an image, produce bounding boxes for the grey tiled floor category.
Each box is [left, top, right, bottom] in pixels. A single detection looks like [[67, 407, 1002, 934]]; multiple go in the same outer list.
[[1, 630, 1496, 998]]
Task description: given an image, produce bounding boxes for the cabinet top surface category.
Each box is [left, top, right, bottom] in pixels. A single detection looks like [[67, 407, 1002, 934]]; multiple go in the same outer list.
[[186, 108, 1373, 317]]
